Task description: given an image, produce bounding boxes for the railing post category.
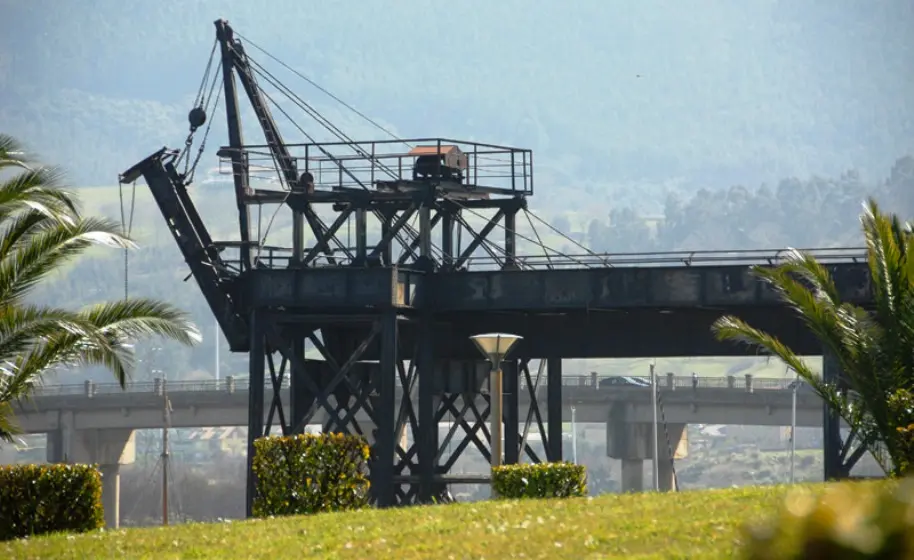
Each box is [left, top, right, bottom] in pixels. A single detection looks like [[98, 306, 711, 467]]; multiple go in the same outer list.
[[745, 374, 754, 393], [727, 375, 735, 389], [226, 375, 235, 394], [666, 372, 674, 390], [84, 380, 95, 398]]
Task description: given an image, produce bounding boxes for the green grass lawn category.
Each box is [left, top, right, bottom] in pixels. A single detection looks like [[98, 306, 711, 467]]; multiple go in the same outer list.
[[3, 483, 865, 559]]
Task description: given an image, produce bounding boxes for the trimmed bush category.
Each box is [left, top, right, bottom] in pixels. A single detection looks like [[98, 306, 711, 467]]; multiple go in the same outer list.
[[0, 463, 104, 541], [743, 479, 914, 559], [492, 462, 587, 499], [252, 433, 371, 518]]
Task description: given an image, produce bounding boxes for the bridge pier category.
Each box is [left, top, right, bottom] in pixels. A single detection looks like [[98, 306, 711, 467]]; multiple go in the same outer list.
[[46, 412, 135, 529], [606, 406, 686, 492]]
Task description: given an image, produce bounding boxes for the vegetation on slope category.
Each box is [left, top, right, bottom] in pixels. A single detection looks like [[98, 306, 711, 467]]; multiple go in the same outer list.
[[2, 483, 876, 559]]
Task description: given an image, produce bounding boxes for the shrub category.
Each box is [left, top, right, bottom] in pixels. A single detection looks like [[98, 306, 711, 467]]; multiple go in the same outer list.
[[251, 433, 371, 518], [0, 463, 104, 541], [492, 462, 587, 499], [742, 479, 914, 559]]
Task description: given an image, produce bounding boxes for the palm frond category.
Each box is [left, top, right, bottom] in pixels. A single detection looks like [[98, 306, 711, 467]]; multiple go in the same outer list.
[[77, 298, 203, 347], [0, 133, 201, 442], [13, 299, 200, 388], [0, 134, 33, 173], [0, 216, 135, 308], [0, 305, 101, 365], [713, 201, 914, 476], [0, 165, 78, 222], [0, 401, 22, 444]]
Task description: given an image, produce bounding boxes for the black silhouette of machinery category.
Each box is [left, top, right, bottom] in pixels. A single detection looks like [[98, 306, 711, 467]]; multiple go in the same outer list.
[[410, 145, 467, 183]]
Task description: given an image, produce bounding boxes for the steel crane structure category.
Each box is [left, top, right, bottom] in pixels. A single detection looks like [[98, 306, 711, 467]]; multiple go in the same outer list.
[[120, 20, 873, 514], [120, 19, 554, 512]]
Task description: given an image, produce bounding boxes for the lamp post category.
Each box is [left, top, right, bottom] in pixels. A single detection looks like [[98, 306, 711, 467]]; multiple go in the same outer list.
[[470, 333, 523, 471], [571, 405, 578, 464], [790, 370, 798, 484], [650, 362, 661, 492]]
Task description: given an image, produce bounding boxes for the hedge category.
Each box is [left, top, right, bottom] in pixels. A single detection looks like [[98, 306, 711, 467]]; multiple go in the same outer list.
[[492, 462, 588, 499], [743, 478, 914, 559], [251, 433, 371, 518], [0, 463, 104, 541]]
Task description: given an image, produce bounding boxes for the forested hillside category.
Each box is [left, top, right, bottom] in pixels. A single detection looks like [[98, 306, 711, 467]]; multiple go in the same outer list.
[[2, 1, 912, 201], [2, 0, 913, 382]]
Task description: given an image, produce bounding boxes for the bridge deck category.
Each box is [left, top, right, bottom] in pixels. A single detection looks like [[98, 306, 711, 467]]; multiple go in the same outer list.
[[247, 249, 870, 313]]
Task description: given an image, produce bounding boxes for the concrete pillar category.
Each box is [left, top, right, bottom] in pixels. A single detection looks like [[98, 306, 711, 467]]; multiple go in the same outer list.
[[620, 458, 643, 492], [607, 407, 686, 494], [46, 413, 135, 529], [98, 464, 121, 529]]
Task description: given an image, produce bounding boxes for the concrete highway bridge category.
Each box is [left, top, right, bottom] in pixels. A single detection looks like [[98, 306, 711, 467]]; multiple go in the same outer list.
[[8, 372, 826, 527]]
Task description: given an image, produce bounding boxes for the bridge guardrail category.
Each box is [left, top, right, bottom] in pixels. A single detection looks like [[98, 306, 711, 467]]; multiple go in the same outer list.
[[31, 374, 800, 398]]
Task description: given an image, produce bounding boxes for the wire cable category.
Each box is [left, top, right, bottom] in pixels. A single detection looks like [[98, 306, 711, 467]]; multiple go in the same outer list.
[[246, 59, 443, 262], [117, 180, 137, 300], [244, 55, 400, 182], [235, 31, 410, 148], [523, 209, 555, 270], [443, 194, 591, 268], [231, 28, 593, 272], [524, 209, 608, 265]]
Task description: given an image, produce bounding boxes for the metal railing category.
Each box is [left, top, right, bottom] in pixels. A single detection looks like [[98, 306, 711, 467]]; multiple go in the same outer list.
[[29, 374, 799, 399], [186, 244, 870, 275], [460, 247, 868, 270], [218, 137, 534, 196]]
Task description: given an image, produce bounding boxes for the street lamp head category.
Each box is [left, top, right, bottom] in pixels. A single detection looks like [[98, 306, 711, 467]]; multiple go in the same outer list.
[[469, 332, 523, 370]]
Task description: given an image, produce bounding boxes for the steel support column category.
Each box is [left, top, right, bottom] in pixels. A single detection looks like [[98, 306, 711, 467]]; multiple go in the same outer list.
[[373, 310, 398, 506], [503, 359, 520, 464], [504, 209, 517, 269], [417, 313, 437, 502], [546, 356, 563, 462], [245, 311, 266, 517]]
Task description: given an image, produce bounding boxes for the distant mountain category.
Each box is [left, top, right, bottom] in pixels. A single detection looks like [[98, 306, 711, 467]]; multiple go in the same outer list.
[[1, 0, 912, 208]]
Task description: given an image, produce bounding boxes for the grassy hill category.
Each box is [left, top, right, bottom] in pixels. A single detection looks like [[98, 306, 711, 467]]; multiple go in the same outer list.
[[2, 482, 872, 559]]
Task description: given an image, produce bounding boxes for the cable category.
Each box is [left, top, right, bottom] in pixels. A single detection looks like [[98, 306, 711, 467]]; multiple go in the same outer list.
[[525, 209, 608, 265], [451, 211, 520, 269], [245, 56, 400, 183], [117, 180, 137, 300], [523, 209, 555, 270], [232, 28, 592, 272], [185, 75, 223, 184], [443, 195, 589, 269], [177, 40, 220, 172], [246, 61, 441, 263], [237, 31, 508, 169], [235, 31, 410, 149]]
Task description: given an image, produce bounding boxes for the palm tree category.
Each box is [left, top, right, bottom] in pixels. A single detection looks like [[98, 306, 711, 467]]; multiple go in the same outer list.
[[712, 198, 914, 477], [0, 134, 201, 443]]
